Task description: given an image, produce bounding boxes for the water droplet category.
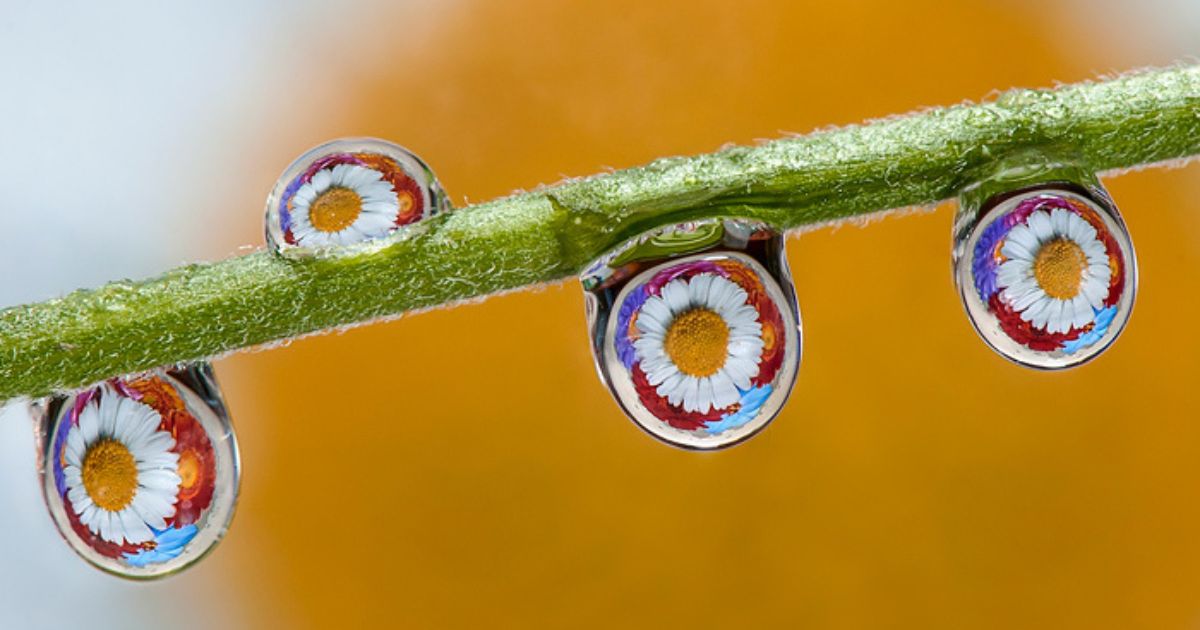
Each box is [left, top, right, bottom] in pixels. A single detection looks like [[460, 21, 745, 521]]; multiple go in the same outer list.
[[33, 363, 240, 578], [581, 219, 802, 450], [265, 138, 448, 257], [953, 162, 1136, 369]]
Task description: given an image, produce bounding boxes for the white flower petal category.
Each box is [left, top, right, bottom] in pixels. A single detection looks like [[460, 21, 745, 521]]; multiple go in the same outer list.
[[996, 259, 1032, 288], [662, 374, 687, 406], [723, 356, 759, 390], [69, 488, 92, 515], [1027, 211, 1054, 242], [1067, 213, 1098, 243], [329, 163, 354, 184], [1088, 263, 1112, 283], [79, 403, 100, 444], [1050, 208, 1072, 237], [129, 426, 176, 454], [292, 184, 318, 205], [310, 169, 332, 191], [636, 312, 666, 335], [359, 201, 400, 216], [104, 511, 122, 544], [1000, 238, 1035, 263], [1021, 295, 1052, 326], [1005, 225, 1039, 255], [89, 509, 105, 538], [117, 507, 153, 544], [337, 165, 367, 188], [347, 223, 390, 242], [116, 405, 160, 447], [64, 465, 83, 486], [1081, 240, 1107, 262], [139, 469, 183, 492], [694, 377, 714, 413], [639, 297, 673, 328], [1058, 297, 1081, 331], [129, 501, 168, 531], [646, 362, 680, 387], [1081, 276, 1108, 308], [132, 488, 177, 524], [661, 280, 691, 314], [1046, 300, 1069, 333], [1071, 295, 1094, 328], [1036, 299, 1057, 332], [79, 504, 98, 527], [99, 511, 117, 543], [639, 358, 673, 380], [715, 287, 749, 315], [728, 338, 764, 360], [635, 335, 666, 357], [728, 324, 763, 340], [710, 371, 741, 408], [137, 450, 180, 471], [357, 180, 397, 199], [656, 370, 685, 395], [701, 275, 734, 307], [119, 413, 160, 451], [135, 432, 176, 458], [687, 275, 714, 307], [65, 428, 86, 467], [681, 378, 701, 412], [719, 305, 757, 330], [1003, 279, 1044, 311], [96, 387, 118, 437]]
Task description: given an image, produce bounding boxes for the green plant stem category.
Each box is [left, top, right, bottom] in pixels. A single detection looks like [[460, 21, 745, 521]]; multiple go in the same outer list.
[[2, 65, 1199, 399]]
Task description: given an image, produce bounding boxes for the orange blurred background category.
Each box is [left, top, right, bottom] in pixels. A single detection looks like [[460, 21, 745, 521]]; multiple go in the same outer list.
[[6, 1, 1200, 628], [207, 1, 1200, 627]]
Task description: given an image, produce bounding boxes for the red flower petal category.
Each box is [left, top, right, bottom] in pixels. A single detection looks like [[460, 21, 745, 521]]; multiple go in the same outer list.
[[631, 364, 725, 431], [989, 293, 1090, 351], [165, 411, 216, 526], [64, 499, 143, 559]]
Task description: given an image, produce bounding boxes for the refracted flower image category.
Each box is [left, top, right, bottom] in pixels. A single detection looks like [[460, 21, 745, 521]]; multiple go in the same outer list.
[[265, 137, 447, 255], [634, 272, 766, 414], [955, 186, 1136, 368], [35, 364, 240, 578], [582, 220, 801, 450], [61, 390, 183, 546]]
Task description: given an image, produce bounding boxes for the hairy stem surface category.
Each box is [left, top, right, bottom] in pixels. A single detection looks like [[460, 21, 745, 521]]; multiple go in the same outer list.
[[2, 65, 1199, 399]]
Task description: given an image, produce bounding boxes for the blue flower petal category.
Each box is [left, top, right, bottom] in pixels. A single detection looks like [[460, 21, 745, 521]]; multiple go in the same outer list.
[[122, 525, 199, 567], [703, 385, 772, 435], [1061, 305, 1117, 355]]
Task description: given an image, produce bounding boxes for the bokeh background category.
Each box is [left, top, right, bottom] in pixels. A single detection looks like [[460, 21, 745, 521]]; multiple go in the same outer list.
[[2, 1, 1199, 628]]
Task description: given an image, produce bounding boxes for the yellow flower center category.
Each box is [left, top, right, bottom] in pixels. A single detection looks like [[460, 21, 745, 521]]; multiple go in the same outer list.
[[82, 438, 138, 512], [178, 449, 200, 490], [664, 308, 729, 377], [1033, 237, 1087, 299], [397, 190, 414, 215], [308, 186, 362, 233]]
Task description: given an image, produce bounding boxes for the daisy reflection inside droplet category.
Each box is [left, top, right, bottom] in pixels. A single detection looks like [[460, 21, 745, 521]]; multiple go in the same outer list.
[[635, 274, 764, 413], [65, 391, 182, 546], [996, 208, 1111, 334], [289, 163, 404, 247], [36, 364, 240, 578], [265, 138, 447, 256], [954, 159, 1136, 368], [581, 219, 802, 450]]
